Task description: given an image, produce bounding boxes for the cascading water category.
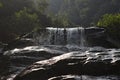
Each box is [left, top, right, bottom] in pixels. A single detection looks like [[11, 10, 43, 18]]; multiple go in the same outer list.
[[80, 27, 85, 47], [34, 27, 86, 47], [4, 26, 120, 80]]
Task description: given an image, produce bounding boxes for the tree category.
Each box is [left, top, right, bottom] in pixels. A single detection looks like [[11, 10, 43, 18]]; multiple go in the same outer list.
[[0, 0, 51, 43], [11, 7, 39, 35], [97, 14, 120, 39], [47, 0, 120, 26]]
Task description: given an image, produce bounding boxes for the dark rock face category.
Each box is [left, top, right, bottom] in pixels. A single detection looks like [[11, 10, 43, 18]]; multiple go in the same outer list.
[[0, 43, 9, 78], [3, 38, 35, 51], [85, 27, 105, 37], [0, 55, 9, 77], [14, 49, 120, 80], [0, 42, 7, 55], [85, 27, 117, 48]]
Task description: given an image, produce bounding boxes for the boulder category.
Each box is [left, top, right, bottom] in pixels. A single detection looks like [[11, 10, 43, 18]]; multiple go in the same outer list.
[[14, 49, 120, 80]]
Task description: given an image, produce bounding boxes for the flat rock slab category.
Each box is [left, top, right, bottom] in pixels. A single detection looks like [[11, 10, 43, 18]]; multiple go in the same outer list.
[[14, 48, 120, 80], [4, 46, 64, 58], [2, 45, 65, 80], [3, 46, 64, 69], [48, 75, 120, 80]]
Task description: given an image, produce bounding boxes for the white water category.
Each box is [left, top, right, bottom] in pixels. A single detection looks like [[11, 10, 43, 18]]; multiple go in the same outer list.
[[34, 27, 86, 47], [80, 27, 85, 48]]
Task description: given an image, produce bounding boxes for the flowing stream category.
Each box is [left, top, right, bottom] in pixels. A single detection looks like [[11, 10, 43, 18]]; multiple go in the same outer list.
[[1, 27, 120, 80]]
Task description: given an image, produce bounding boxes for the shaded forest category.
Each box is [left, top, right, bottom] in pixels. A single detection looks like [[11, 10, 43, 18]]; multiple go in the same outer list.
[[47, 0, 120, 26], [0, 0, 120, 43]]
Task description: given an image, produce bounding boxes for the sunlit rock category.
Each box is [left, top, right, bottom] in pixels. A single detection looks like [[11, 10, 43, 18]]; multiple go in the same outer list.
[[14, 49, 120, 80], [48, 75, 120, 80], [4, 46, 64, 66]]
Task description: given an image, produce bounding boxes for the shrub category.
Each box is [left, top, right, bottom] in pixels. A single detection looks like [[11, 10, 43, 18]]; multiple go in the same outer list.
[[97, 14, 120, 39]]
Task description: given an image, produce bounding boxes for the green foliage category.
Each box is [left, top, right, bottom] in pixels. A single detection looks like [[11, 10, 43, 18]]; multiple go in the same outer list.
[[12, 7, 39, 34], [97, 14, 120, 27], [97, 14, 120, 39], [0, 0, 120, 42], [47, 0, 120, 26], [0, 2, 3, 8], [0, 0, 51, 43]]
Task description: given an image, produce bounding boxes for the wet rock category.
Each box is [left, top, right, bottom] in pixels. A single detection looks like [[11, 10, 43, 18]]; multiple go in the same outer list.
[[87, 47, 107, 53], [83, 61, 113, 75], [4, 46, 63, 66], [3, 38, 34, 51], [14, 50, 120, 80], [0, 42, 7, 55], [48, 75, 120, 80], [0, 55, 10, 77], [85, 27, 117, 48], [44, 45, 69, 52], [85, 27, 105, 37], [0, 43, 10, 78], [48, 75, 81, 80], [2, 46, 65, 80]]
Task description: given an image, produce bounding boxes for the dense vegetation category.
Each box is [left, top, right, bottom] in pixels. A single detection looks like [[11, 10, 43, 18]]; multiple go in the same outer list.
[[47, 0, 120, 26], [0, 0, 51, 42], [97, 14, 120, 40], [0, 0, 120, 43]]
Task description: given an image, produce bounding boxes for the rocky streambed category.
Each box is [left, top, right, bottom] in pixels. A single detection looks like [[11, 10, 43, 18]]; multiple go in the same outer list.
[[1, 45, 120, 80], [1, 27, 120, 80]]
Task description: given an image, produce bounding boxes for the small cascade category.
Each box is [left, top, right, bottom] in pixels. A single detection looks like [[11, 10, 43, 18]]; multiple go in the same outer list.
[[80, 27, 85, 47], [34, 27, 86, 47]]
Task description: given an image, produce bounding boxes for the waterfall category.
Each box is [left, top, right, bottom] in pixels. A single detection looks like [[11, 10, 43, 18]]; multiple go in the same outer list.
[[80, 27, 85, 47], [34, 27, 85, 47]]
